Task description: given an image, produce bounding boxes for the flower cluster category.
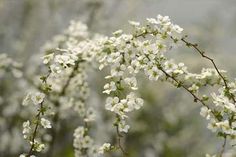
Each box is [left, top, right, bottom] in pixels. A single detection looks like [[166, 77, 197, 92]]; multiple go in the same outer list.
[[105, 93, 143, 132], [98, 143, 111, 153], [22, 92, 45, 106], [73, 126, 99, 157], [19, 14, 236, 157], [94, 15, 185, 136], [40, 20, 101, 157], [200, 82, 236, 138], [95, 14, 236, 156], [21, 91, 51, 156]]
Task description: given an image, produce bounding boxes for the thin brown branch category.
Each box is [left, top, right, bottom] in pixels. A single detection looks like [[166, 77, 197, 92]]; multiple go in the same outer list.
[[158, 66, 209, 108], [27, 102, 44, 157], [134, 33, 230, 156], [219, 137, 227, 157], [115, 125, 128, 157], [141, 53, 211, 110], [135, 30, 236, 104], [156, 64, 228, 157], [21, 73, 55, 104], [179, 37, 236, 104]]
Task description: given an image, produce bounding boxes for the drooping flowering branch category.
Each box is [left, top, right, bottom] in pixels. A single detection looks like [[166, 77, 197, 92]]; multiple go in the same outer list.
[[21, 92, 51, 157], [18, 14, 236, 157], [177, 36, 234, 157], [180, 36, 236, 101]]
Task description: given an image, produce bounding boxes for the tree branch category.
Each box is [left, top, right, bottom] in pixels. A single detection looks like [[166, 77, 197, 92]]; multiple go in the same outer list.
[[26, 102, 44, 157], [179, 36, 236, 104]]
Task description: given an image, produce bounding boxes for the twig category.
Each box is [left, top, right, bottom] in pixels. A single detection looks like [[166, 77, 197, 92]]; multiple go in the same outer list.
[[46, 1, 101, 154], [158, 66, 209, 108], [115, 125, 128, 157], [219, 137, 227, 157], [155, 64, 228, 157], [27, 102, 44, 157], [179, 36, 236, 104]]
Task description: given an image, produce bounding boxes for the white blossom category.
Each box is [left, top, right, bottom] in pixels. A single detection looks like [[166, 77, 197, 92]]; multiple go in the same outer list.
[[22, 121, 31, 139], [84, 108, 96, 122], [205, 154, 216, 157], [128, 20, 140, 27], [124, 77, 138, 90], [118, 119, 130, 133], [22, 93, 31, 106], [103, 81, 117, 94], [40, 118, 52, 129], [98, 143, 111, 154], [105, 97, 119, 111], [42, 53, 54, 64], [200, 106, 211, 120], [31, 92, 45, 105], [19, 154, 36, 157]]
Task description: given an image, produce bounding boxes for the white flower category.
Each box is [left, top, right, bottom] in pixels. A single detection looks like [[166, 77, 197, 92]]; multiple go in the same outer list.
[[84, 107, 96, 122], [74, 101, 86, 117], [145, 66, 162, 81], [41, 118, 51, 129], [22, 120, 31, 139], [103, 81, 117, 94], [188, 84, 199, 93], [146, 18, 158, 24], [211, 91, 236, 112], [125, 92, 144, 111], [74, 126, 85, 138], [74, 129, 95, 150], [31, 92, 45, 105], [200, 106, 211, 120], [128, 60, 141, 74], [22, 93, 31, 106], [19, 154, 35, 157], [207, 120, 217, 132], [54, 53, 78, 68], [105, 97, 119, 111], [112, 102, 126, 117], [42, 53, 54, 64], [172, 24, 183, 34], [135, 97, 144, 110], [36, 143, 45, 152], [118, 120, 130, 133], [30, 140, 45, 152], [205, 154, 216, 157], [50, 64, 62, 73], [157, 14, 171, 25], [129, 21, 140, 27], [124, 77, 138, 90], [98, 143, 111, 154], [82, 136, 93, 148], [225, 101, 236, 112], [110, 64, 126, 77], [113, 30, 123, 36], [216, 120, 231, 133]]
